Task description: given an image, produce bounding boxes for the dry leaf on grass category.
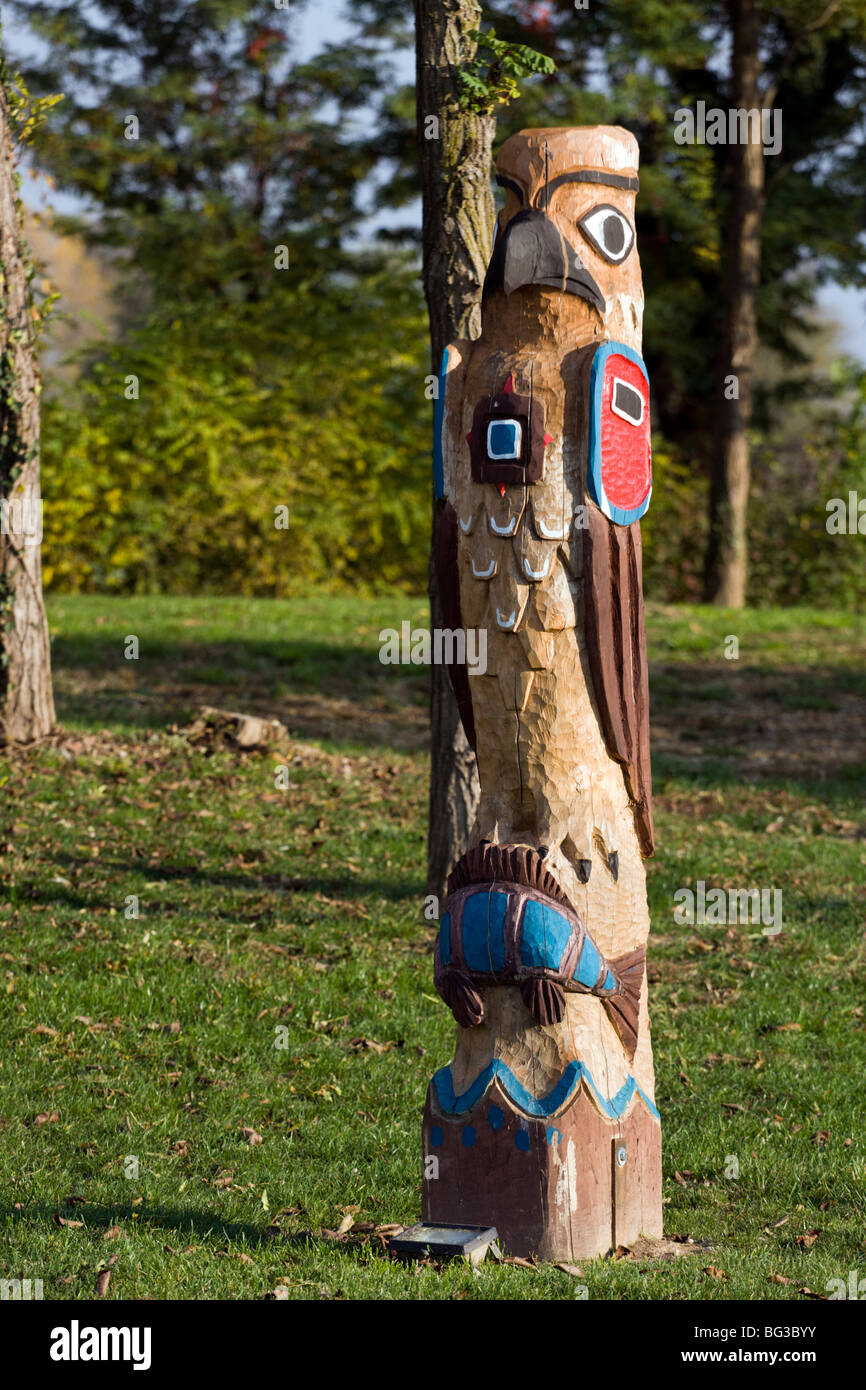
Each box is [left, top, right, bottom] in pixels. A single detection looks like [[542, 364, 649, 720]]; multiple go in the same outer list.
[[796, 1228, 821, 1249], [241, 1127, 263, 1146], [616, 1236, 710, 1261], [348, 1037, 391, 1054]]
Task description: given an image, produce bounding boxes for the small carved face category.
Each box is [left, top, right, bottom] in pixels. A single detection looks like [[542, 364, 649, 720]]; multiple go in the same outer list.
[[484, 126, 644, 350]]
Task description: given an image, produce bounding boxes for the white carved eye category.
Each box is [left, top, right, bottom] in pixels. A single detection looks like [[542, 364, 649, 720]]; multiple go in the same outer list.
[[578, 205, 635, 264]]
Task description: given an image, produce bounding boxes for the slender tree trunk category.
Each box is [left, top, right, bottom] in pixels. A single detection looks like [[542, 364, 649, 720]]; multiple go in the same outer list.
[[414, 0, 494, 902], [704, 0, 764, 608], [0, 75, 56, 744]]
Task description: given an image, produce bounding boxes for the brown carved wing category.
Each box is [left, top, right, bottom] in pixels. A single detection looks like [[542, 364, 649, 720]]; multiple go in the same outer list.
[[434, 501, 476, 752], [583, 504, 654, 857]]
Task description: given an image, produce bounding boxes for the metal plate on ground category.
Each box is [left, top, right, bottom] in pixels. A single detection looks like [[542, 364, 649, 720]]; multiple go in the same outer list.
[[388, 1222, 500, 1265]]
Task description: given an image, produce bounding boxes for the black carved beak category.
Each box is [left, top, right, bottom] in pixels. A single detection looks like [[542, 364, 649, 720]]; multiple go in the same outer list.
[[483, 209, 606, 312]]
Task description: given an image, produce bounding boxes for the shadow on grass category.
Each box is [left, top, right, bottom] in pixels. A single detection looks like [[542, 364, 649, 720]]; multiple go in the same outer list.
[[20, 852, 424, 911], [50, 633, 428, 747], [3, 1202, 394, 1264], [4, 1200, 295, 1250], [43, 624, 866, 775]]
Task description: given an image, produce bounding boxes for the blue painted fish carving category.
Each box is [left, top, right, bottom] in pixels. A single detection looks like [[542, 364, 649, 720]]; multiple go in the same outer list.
[[435, 843, 645, 1060]]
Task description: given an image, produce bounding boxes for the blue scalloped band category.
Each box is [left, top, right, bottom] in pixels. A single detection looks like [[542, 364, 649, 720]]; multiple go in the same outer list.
[[432, 1058, 660, 1123]]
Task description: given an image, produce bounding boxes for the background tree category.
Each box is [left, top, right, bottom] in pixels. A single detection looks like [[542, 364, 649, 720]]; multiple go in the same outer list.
[[8, 0, 866, 613], [413, 4, 555, 901], [481, 0, 866, 604], [14, 0, 432, 596], [0, 44, 56, 745], [415, 0, 490, 903], [705, 0, 862, 606]]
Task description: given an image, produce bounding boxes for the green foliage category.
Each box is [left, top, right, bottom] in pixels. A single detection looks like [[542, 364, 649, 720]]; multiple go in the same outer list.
[[11, 0, 866, 606], [4, 73, 63, 146], [13, 0, 399, 303], [458, 26, 556, 115], [41, 260, 431, 596], [748, 363, 866, 608], [642, 363, 866, 608]]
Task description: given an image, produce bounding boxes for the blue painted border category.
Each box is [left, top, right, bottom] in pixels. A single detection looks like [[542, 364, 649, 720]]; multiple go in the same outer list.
[[432, 1058, 660, 1122], [588, 340, 652, 526], [432, 345, 449, 500]]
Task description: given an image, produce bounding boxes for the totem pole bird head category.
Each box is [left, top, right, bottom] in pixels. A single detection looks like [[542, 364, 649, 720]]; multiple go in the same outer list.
[[483, 126, 643, 351]]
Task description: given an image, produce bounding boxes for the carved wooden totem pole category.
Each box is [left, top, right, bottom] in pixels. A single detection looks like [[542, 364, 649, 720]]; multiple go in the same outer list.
[[422, 127, 662, 1259]]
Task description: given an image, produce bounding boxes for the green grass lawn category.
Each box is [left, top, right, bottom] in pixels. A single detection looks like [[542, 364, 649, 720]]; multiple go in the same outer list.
[[1, 595, 864, 1300]]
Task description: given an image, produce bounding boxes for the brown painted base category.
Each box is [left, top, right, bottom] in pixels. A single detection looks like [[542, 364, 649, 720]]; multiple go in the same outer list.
[[422, 1079, 662, 1260]]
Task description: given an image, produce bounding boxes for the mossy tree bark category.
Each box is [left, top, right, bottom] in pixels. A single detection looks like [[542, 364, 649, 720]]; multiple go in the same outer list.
[[0, 75, 55, 745], [415, 0, 494, 902]]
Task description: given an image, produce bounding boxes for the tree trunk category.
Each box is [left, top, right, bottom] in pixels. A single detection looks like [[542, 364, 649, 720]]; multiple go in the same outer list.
[[704, 0, 764, 608], [414, 0, 494, 903], [0, 75, 56, 744]]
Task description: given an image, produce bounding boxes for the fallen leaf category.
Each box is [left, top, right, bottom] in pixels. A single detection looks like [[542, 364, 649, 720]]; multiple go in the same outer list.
[[349, 1037, 391, 1054], [52, 1215, 83, 1229], [796, 1228, 821, 1249], [241, 1127, 263, 1146], [102, 1226, 124, 1241], [556, 1262, 585, 1278], [34, 1111, 59, 1125], [769, 1274, 794, 1285], [94, 1270, 111, 1297], [704, 1265, 728, 1280]]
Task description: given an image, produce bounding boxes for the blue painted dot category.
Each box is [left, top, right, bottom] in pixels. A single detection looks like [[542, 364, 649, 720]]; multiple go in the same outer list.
[[430, 1125, 444, 1148], [487, 1105, 504, 1132], [546, 1126, 562, 1146], [514, 1130, 531, 1152], [461, 1125, 477, 1148]]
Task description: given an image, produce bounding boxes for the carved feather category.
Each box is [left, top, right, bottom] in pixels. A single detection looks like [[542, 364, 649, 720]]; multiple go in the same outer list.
[[584, 505, 654, 857]]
